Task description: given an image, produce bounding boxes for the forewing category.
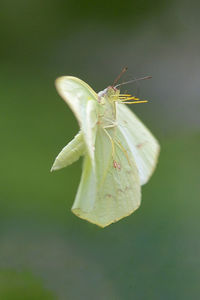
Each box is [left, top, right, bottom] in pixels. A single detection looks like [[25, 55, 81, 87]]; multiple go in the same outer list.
[[117, 103, 160, 185], [72, 127, 141, 227], [55, 76, 98, 164], [51, 131, 85, 171]]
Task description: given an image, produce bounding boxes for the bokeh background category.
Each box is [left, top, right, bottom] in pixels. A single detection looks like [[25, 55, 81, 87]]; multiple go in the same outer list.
[[1, 0, 200, 299]]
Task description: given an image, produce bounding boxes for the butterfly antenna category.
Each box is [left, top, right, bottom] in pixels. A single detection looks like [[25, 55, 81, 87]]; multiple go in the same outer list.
[[112, 67, 128, 87], [114, 76, 152, 88]]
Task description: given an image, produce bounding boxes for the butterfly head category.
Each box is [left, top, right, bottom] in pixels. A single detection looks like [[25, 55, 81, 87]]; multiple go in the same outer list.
[[98, 86, 148, 105], [98, 86, 120, 103]]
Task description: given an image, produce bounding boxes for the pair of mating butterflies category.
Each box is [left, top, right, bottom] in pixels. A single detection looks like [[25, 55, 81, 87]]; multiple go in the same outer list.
[[51, 76, 160, 227]]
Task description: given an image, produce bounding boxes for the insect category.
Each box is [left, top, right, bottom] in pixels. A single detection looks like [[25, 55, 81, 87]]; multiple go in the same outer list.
[[51, 73, 160, 227]]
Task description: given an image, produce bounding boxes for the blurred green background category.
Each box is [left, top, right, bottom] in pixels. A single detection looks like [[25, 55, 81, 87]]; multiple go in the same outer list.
[[1, 0, 200, 299]]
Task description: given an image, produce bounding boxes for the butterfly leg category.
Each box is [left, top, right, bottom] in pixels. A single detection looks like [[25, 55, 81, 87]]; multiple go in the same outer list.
[[103, 127, 116, 159], [113, 138, 131, 166], [103, 128, 130, 170]]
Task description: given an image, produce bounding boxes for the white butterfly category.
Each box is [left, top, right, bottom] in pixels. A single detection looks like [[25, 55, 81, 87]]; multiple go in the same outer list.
[[51, 76, 160, 227]]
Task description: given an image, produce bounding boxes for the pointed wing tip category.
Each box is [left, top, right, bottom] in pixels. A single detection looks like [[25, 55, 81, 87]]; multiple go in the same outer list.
[[72, 208, 108, 228], [55, 76, 81, 87], [50, 163, 60, 172], [55, 76, 72, 91], [72, 204, 141, 228], [50, 166, 55, 172], [55, 76, 68, 90]]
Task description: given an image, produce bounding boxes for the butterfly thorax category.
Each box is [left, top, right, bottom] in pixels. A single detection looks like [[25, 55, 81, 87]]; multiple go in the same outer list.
[[97, 86, 120, 128]]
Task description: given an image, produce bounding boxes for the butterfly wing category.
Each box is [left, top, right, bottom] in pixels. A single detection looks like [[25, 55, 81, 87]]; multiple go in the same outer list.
[[117, 103, 160, 185], [72, 126, 141, 227], [51, 131, 85, 171], [55, 76, 98, 165]]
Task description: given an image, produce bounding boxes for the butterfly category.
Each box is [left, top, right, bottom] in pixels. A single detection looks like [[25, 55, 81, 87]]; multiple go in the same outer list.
[[51, 75, 160, 227]]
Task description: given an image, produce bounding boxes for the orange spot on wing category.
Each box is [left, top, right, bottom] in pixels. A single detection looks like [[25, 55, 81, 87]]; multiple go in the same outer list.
[[136, 142, 147, 149], [113, 160, 121, 170]]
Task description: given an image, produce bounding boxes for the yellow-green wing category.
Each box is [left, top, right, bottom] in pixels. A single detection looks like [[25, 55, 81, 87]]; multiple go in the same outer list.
[[117, 103, 160, 185], [55, 76, 98, 165], [51, 131, 85, 171], [72, 126, 141, 228]]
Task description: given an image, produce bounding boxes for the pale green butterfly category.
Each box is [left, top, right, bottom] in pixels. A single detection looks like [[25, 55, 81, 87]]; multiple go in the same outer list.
[[51, 74, 160, 227]]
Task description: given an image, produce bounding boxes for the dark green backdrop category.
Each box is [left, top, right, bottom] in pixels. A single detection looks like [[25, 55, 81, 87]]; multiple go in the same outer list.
[[1, 0, 200, 299]]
